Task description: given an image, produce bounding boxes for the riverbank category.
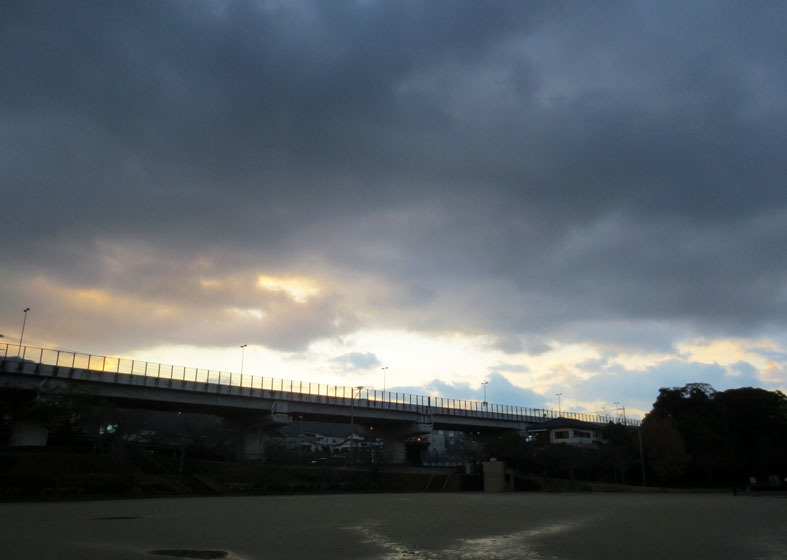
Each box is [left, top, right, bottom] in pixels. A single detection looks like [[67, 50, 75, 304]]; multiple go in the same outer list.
[[1, 492, 785, 559]]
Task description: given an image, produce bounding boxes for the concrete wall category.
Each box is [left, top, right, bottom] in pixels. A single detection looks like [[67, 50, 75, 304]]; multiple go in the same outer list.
[[483, 460, 513, 492]]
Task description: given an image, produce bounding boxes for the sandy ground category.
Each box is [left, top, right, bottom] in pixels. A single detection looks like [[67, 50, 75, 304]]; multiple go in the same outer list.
[[0, 492, 785, 560]]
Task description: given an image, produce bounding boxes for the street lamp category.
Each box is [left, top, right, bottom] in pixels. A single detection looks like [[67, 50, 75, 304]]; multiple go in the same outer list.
[[240, 344, 247, 374], [19, 308, 30, 347], [556, 393, 563, 416], [481, 381, 489, 407], [381, 366, 388, 394]]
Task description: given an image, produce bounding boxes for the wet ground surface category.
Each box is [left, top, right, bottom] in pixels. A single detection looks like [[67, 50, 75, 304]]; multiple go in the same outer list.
[[0, 492, 785, 559]]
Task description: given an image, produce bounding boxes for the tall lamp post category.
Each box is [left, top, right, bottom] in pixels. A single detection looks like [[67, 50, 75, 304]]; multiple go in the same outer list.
[[240, 344, 247, 374], [556, 393, 563, 416], [481, 381, 488, 407], [19, 307, 30, 347], [381, 366, 388, 394]]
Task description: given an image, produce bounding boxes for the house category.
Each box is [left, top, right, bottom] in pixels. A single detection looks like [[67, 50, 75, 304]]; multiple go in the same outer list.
[[527, 417, 604, 446], [278, 420, 380, 458]]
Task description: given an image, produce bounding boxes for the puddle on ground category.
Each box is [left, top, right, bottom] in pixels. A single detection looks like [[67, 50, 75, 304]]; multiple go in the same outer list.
[[347, 518, 592, 560], [149, 550, 229, 559]]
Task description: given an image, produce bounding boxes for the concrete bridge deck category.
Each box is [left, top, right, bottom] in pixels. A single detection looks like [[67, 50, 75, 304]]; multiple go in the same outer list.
[[1, 343, 638, 462], [1, 343, 633, 430]]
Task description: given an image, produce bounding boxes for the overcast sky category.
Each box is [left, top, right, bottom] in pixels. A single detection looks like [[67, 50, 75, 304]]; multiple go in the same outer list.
[[2, 1, 786, 417]]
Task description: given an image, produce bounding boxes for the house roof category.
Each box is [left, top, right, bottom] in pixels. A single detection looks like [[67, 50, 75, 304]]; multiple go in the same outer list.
[[526, 417, 603, 432]]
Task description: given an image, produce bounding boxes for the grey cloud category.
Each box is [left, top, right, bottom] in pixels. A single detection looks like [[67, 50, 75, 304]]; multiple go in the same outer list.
[[572, 358, 777, 414], [491, 336, 551, 356], [749, 346, 787, 362], [0, 249, 357, 354], [576, 358, 609, 373], [331, 352, 381, 371], [2, 1, 787, 357], [393, 373, 547, 409], [489, 362, 529, 373], [728, 361, 760, 385]]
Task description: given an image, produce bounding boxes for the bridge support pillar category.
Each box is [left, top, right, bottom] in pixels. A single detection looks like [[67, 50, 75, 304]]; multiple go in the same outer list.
[[226, 413, 292, 461], [238, 425, 266, 461], [382, 431, 407, 464], [381, 422, 433, 464], [9, 420, 48, 447]]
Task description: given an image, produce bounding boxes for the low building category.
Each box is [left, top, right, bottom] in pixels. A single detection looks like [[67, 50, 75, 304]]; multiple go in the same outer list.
[[527, 417, 604, 446]]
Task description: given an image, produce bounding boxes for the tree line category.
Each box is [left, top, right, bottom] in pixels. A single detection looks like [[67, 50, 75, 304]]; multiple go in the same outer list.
[[642, 383, 787, 487], [485, 383, 787, 488]]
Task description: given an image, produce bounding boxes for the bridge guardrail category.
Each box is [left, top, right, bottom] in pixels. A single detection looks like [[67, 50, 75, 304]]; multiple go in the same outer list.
[[0, 342, 639, 426]]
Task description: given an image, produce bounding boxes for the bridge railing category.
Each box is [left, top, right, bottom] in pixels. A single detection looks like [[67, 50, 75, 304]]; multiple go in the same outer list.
[[0, 342, 639, 426]]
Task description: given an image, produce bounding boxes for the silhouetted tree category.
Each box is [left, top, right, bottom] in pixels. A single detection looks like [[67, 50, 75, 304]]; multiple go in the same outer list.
[[598, 422, 639, 483], [1, 383, 115, 448], [644, 383, 787, 486], [641, 415, 689, 486], [36, 385, 113, 447], [713, 388, 787, 481], [483, 431, 534, 472], [537, 443, 593, 485]]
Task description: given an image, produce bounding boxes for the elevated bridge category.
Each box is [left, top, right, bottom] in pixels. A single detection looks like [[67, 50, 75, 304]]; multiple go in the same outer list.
[[0, 343, 636, 462]]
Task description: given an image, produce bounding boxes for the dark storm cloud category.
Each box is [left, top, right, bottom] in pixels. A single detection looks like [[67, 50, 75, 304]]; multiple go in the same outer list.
[[2, 1, 787, 352]]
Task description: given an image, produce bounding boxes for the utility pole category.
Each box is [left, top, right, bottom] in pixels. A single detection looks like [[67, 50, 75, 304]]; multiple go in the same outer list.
[[381, 366, 388, 394], [350, 386, 363, 463], [481, 381, 489, 408], [638, 425, 647, 487], [240, 344, 247, 374], [614, 402, 627, 425], [556, 393, 562, 416]]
